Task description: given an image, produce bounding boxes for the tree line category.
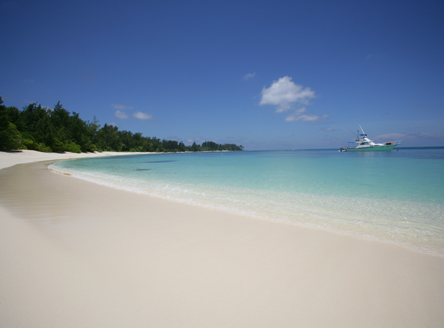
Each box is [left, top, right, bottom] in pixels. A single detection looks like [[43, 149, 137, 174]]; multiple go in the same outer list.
[[0, 98, 243, 153]]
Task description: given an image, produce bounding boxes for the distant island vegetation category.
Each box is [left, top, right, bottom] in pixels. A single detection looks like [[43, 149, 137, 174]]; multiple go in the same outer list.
[[0, 97, 243, 153]]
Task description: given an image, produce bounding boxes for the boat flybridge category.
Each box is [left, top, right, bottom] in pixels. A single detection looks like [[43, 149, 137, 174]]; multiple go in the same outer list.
[[340, 126, 402, 152]]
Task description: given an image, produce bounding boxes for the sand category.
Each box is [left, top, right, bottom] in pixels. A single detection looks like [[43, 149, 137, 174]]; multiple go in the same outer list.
[[0, 149, 150, 170], [1, 151, 443, 327]]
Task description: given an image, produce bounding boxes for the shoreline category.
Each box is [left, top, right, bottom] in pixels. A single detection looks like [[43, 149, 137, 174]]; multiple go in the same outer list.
[[49, 160, 444, 258], [49, 151, 444, 257], [1, 151, 444, 327], [0, 149, 151, 170]]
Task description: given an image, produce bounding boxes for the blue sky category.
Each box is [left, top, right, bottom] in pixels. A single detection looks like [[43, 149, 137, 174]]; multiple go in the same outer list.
[[1, 0, 443, 149]]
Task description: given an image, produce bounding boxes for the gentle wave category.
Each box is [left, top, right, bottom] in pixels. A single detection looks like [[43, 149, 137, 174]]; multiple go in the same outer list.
[[49, 161, 444, 256]]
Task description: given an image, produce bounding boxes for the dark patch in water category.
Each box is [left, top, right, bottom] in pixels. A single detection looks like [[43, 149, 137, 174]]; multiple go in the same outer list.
[[142, 160, 176, 164], [136, 168, 151, 171]]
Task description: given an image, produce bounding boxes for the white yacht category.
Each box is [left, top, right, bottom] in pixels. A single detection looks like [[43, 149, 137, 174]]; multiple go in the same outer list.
[[340, 126, 402, 152]]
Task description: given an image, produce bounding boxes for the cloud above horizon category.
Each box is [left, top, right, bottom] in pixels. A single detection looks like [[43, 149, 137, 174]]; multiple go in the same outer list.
[[374, 132, 444, 143], [133, 111, 152, 120], [260, 76, 316, 112], [112, 103, 133, 110], [284, 107, 320, 122], [187, 137, 205, 144], [243, 72, 256, 80], [115, 110, 129, 119]]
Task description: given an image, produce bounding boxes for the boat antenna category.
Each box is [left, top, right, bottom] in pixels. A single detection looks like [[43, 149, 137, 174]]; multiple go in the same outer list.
[[342, 124, 356, 136], [359, 125, 365, 135]]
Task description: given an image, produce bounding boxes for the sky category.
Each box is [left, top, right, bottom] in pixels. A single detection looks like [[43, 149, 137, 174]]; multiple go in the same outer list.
[[1, 0, 443, 150]]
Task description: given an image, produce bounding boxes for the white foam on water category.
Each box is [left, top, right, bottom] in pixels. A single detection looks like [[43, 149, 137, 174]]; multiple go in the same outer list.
[[49, 161, 444, 255]]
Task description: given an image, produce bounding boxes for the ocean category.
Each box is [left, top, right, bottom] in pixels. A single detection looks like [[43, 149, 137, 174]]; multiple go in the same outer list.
[[50, 148, 444, 255]]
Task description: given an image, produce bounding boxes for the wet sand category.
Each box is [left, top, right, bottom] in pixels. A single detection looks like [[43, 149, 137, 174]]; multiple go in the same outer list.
[[1, 152, 444, 327]]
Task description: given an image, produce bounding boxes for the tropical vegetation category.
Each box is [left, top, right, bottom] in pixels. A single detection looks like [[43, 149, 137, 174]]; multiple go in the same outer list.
[[0, 97, 243, 153]]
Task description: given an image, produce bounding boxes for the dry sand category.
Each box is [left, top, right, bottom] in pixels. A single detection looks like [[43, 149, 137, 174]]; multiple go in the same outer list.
[[0, 149, 148, 170], [1, 151, 443, 327]]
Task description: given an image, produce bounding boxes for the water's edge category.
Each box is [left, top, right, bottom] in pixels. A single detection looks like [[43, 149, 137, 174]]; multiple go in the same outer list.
[[49, 153, 444, 257]]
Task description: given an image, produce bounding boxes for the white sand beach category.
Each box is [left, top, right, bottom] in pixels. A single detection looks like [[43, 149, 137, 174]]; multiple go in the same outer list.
[[1, 150, 444, 327], [0, 149, 149, 170]]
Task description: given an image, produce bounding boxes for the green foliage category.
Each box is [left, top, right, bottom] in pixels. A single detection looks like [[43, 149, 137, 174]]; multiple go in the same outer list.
[[64, 141, 82, 153], [0, 122, 22, 151], [51, 137, 66, 152], [36, 143, 52, 152], [0, 97, 243, 153], [0, 98, 22, 151]]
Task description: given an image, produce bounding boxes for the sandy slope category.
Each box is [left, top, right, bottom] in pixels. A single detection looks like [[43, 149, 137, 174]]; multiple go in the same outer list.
[[0, 152, 443, 327], [0, 149, 148, 170]]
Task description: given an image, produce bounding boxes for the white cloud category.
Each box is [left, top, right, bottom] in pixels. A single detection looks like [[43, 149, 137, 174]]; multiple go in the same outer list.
[[115, 110, 129, 119], [284, 113, 298, 122], [133, 111, 152, 120], [112, 103, 133, 110], [243, 72, 256, 80], [260, 76, 316, 112], [296, 107, 307, 114], [187, 137, 205, 144], [285, 111, 320, 122], [284, 107, 324, 122], [374, 133, 407, 140], [374, 132, 443, 141], [299, 114, 320, 121]]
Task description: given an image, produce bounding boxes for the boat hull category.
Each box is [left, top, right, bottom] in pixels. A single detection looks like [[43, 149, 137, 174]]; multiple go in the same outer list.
[[344, 144, 396, 152]]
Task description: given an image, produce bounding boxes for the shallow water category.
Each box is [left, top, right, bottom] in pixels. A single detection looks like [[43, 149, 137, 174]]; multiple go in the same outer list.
[[51, 148, 444, 255]]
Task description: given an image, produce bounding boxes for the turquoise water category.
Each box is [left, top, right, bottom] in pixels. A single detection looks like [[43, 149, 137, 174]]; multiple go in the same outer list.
[[50, 148, 444, 255]]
